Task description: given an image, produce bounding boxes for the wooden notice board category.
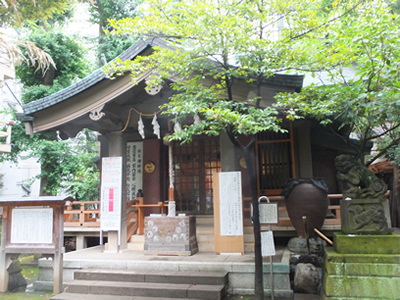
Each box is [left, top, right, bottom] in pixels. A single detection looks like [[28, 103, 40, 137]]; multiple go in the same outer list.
[[213, 171, 244, 254]]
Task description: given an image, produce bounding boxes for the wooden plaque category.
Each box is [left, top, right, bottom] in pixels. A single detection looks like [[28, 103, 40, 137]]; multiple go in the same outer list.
[[213, 171, 244, 254]]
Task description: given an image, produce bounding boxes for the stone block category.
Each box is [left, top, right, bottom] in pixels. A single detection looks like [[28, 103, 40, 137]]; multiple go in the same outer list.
[[334, 232, 400, 254], [294, 263, 319, 294], [228, 272, 290, 290], [325, 247, 400, 264], [340, 198, 391, 234], [187, 284, 224, 300], [144, 216, 198, 256], [325, 248, 400, 275], [323, 273, 400, 298], [324, 247, 400, 299], [326, 261, 400, 277]]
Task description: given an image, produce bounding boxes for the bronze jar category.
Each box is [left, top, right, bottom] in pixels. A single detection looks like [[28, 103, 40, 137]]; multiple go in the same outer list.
[[282, 178, 329, 237]]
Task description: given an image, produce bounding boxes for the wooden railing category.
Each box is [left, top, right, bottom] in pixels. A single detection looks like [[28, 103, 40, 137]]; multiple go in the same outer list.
[[64, 194, 343, 239], [64, 201, 101, 227], [64, 200, 139, 242], [128, 200, 168, 235], [243, 194, 342, 229]]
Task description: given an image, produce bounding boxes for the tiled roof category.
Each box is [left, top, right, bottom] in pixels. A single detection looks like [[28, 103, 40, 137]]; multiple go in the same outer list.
[[22, 37, 303, 115], [23, 38, 153, 115]]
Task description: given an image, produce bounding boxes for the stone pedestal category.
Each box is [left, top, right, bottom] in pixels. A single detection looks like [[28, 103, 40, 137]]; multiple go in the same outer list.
[[144, 216, 198, 256], [323, 232, 400, 299]]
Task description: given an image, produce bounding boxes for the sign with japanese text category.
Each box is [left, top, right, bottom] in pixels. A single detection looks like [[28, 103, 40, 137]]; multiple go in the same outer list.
[[126, 142, 143, 200], [219, 172, 243, 236], [261, 231, 276, 256], [251, 202, 279, 224], [101, 157, 122, 231], [11, 208, 53, 244]]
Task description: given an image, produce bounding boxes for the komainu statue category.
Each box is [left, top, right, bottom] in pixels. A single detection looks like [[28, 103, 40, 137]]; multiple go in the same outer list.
[[335, 154, 390, 234], [335, 154, 387, 199]]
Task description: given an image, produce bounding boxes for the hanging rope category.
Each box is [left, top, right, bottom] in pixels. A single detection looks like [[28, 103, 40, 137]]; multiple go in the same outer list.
[[119, 107, 163, 133]]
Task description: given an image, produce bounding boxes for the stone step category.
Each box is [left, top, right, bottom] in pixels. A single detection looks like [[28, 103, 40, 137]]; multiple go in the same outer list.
[[74, 270, 229, 286], [63, 280, 225, 300], [51, 293, 134, 300], [244, 243, 254, 253], [128, 235, 256, 253], [244, 233, 254, 243], [196, 233, 214, 243], [197, 243, 214, 253], [196, 224, 214, 235], [129, 235, 145, 243], [244, 226, 254, 234], [51, 293, 202, 300], [195, 216, 214, 225], [127, 242, 144, 251]]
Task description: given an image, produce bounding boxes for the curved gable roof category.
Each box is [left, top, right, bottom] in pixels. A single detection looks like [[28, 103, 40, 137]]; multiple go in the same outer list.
[[18, 37, 304, 137], [22, 38, 169, 115]]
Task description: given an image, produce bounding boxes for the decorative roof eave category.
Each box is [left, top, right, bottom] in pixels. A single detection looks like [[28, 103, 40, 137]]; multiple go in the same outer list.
[[29, 70, 153, 134], [21, 38, 171, 116]]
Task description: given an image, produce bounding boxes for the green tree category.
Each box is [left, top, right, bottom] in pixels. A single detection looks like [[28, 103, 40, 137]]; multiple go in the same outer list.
[[88, 0, 142, 66], [11, 24, 97, 197], [275, 0, 400, 166], [0, 0, 73, 80], [0, 119, 100, 197], [1, 0, 99, 197], [104, 0, 358, 297], [17, 27, 88, 89], [0, 0, 71, 27]]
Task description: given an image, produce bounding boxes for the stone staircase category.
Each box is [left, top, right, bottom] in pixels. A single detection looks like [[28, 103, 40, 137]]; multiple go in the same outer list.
[[189, 216, 264, 253], [37, 215, 293, 299], [127, 216, 257, 253], [51, 269, 228, 300]]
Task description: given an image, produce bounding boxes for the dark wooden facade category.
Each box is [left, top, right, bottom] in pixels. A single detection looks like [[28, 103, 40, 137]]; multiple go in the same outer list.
[[17, 38, 354, 239]]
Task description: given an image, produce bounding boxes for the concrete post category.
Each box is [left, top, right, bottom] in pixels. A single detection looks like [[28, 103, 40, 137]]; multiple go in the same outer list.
[[75, 234, 86, 251]]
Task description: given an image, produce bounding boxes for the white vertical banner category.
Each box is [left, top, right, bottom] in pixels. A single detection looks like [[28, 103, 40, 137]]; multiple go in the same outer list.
[[101, 157, 123, 231], [219, 172, 243, 236], [126, 142, 143, 200]]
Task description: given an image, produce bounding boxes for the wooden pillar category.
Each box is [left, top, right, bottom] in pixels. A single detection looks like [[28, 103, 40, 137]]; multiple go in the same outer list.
[[143, 139, 162, 215], [0, 207, 10, 292], [53, 204, 63, 294]]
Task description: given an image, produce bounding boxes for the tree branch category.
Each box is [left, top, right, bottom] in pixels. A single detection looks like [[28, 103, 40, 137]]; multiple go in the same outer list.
[[366, 123, 400, 141], [287, 0, 364, 41], [366, 139, 400, 167]]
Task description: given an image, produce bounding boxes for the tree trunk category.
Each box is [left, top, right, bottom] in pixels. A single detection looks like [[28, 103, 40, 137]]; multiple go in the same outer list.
[[226, 128, 264, 299], [39, 176, 52, 196], [42, 66, 55, 86], [242, 145, 264, 299], [96, 0, 106, 38]]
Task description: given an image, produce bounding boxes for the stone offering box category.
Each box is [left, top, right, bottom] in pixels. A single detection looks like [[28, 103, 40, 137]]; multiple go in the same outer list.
[[144, 216, 198, 256], [0, 196, 71, 293]]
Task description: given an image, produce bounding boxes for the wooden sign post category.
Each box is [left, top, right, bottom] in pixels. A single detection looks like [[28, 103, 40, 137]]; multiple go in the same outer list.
[[213, 171, 244, 254], [0, 196, 71, 294], [257, 196, 278, 300]]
